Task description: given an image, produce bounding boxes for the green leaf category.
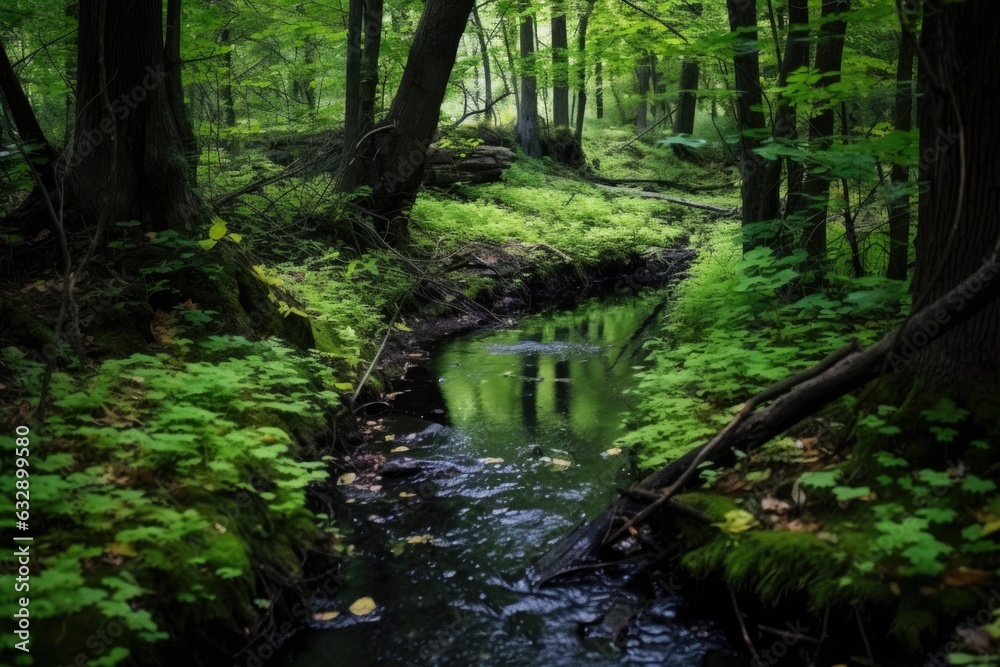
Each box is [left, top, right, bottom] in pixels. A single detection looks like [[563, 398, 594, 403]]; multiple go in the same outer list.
[[198, 239, 218, 250], [209, 218, 228, 240]]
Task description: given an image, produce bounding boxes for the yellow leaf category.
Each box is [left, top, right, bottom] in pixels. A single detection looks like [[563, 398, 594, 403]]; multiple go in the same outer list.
[[209, 218, 228, 240], [716, 509, 759, 534], [349, 597, 377, 616], [335, 382, 354, 392], [399, 492, 416, 498], [481, 457, 504, 464], [604, 448, 623, 456], [313, 610, 340, 621], [336, 472, 357, 486], [390, 446, 410, 453], [198, 239, 217, 250], [228, 233, 243, 243], [550, 458, 572, 469], [384, 434, 395, 442], [406, 535, 433, 544]]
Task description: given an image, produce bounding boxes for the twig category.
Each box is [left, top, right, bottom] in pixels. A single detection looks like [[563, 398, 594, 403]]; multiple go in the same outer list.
[[593, 183, 737, 215], [728, 583, 759, 661]]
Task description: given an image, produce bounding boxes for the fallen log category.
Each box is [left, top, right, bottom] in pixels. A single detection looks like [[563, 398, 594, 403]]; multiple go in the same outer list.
[[593, 183, 737, 215], [423, 144, 516, 187], [589, 177, 736, 193], [529, 241, 1000, 586]]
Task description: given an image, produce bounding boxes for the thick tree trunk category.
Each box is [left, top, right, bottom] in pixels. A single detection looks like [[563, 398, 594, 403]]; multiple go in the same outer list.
[[795, 0, 849, 283], [551, 1, 569, 128], [71, 0, 198, 231], [347, 0, 476, 243], [517, 4, 542, 157], [886, 14, 917, 281], [726, 0, 780, 252], [911, 0, 1000, 391], [165, 0, 199, 180]]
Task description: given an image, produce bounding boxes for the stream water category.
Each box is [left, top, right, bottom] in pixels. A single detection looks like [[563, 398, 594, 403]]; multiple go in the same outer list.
[[276, 293, 735, 666]]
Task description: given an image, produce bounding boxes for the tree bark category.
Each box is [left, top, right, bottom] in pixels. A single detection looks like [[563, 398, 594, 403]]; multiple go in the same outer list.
[[219, 27, 236, 128], [517, 2, 542, 157], [346, 0, 476, 243], [726, 0, 780, 252], [910, 0, 1000, 391], [886, 8, 917, 281], [359, 0, 384, 131], [551, 0, 569, 128]]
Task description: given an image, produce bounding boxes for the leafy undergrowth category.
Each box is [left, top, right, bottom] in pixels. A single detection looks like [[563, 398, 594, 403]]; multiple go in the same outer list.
[[410, 154, 719, 270], [622, 224, 1000, 656], [619, 222, 908, 467], [0, 335, 349, 665]]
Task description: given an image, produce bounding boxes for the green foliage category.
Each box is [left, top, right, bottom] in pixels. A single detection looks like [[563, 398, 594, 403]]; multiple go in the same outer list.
[[0, 338, 339, 664]]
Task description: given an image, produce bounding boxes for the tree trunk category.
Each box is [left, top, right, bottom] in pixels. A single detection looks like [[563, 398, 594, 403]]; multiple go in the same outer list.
[[220, 27, 236, 128], [343, 0, 364, 166], [551, 1, 569, 128], [770, 0, 810, 237], [0, 39, 57, 182], [672, 58, 699, 136], [595, 59, 603, 119], [910, 0, 1000, 391], [165, 0, 199, 180], [472, 5, 494, 124], [70, 0, 198, 231], [886, 11, 917, 281], [795, 0, 849, 283], [347, 0, 476, 244], [635, 57, 651, 133], [573, 0, 596, 140], [359, 0, 384, 131], [517, 3, 542, 157], [726, 0, 780, 252]]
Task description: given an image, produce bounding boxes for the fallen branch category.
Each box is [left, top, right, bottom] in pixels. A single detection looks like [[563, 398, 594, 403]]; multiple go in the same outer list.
[[530, 241, 1000, 585], [593, 183, 737, 215], [589, 177, 735, 193]]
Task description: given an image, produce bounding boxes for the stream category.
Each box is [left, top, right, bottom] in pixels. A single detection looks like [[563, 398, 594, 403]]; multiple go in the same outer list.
[[276, 293, 736, 666]]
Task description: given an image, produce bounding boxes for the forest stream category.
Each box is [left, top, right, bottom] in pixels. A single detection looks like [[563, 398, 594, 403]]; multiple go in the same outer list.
[[275, 293, 735, 666]]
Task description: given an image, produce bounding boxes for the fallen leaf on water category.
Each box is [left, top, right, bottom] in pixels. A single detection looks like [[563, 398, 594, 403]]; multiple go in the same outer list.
[[399, 492, 416, 498], [312, 611, 340, 621], [406, 535, 434, 544], [384, 434, 394, 442], [604, 448, 623, 457], [550, 458, 572, 469], [336, 472, 357, 486], [349, 597, 377, 616], [390, 446, 410, 453], [481, 457, 504, 464]]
